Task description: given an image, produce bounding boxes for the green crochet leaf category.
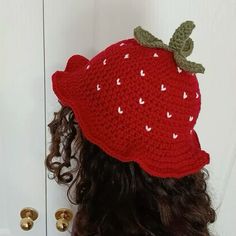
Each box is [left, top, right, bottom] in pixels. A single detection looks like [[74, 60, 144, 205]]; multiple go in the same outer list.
[[134, 26, 170, 51], [169, 21, 195, 56], [174, 52, 205, 73]]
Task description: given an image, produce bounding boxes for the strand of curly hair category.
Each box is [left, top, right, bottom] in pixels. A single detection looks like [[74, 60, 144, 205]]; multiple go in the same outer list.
[[45, 104, 216, 236]]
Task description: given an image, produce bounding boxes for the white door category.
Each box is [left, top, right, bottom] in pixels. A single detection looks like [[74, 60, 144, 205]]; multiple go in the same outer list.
[[1, 1, 236, 236], [0, 0, 46, 235]]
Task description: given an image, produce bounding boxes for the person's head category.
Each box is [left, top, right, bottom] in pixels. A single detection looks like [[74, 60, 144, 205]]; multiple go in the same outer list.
[[46, 105, 215, 236], [46, 21, 216, 235]]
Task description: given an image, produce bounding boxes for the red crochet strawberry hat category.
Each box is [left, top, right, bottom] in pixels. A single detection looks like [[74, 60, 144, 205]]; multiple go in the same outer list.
[[52, 20, 210, 178]]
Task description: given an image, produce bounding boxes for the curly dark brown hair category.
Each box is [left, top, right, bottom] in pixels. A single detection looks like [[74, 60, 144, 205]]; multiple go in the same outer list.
[[45, 104, 216, 236]]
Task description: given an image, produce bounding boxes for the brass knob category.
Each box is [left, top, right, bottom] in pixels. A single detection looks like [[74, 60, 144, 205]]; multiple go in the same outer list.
[[55, 208, 73, 232], [20, 207, 38, 231]]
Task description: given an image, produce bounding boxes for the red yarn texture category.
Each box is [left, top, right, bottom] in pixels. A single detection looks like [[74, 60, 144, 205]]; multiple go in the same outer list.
[[52, 38, 210, 178]]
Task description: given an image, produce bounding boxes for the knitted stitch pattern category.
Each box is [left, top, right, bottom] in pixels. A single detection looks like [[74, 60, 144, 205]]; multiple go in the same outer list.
[[52, 31, 210, 178]]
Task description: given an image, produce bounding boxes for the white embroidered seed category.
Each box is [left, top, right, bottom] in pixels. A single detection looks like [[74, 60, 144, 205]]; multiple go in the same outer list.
[[140, 69, 145, 77], [96, 84, 101, 91], [118, 107, 123, 114], [116, 78, 121, 85], [183, 91, 188, 99], [139, 97, 145, 105], [103, 59, 107, 65], [190, 130, 193, 134], [173, 133, 178, 139], [124, 53, 129, 59], [120, 42, 125, 46], [167, 112, 172, 118], [153, 53, 159, 57], [196, 92, 199, 99], [161, 84, 166, 91], [189, 116, 194, 122], [86, 65, 90, 70], [145, 125, 152, 132], [177, 67, 182, 73]]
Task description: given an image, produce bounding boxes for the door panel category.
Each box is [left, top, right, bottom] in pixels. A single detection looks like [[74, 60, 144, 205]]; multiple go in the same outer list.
[[44, 1, 95, 235], [0, 0, 45, 235]]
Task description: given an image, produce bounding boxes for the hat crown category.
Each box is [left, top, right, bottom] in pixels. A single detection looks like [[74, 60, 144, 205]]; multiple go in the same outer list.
[[82, 37, 201, 138]]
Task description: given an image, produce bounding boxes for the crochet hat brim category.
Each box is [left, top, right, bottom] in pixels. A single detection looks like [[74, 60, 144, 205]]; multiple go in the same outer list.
[[137, 131, 210, 178], [51, 55, 89, 106]]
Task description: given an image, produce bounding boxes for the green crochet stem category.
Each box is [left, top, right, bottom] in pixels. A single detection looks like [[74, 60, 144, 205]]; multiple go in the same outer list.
[[133, 21, 205, 74]]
